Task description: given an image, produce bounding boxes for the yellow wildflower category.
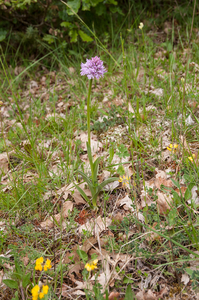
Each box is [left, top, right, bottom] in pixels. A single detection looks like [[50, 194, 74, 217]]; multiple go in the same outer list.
[[167, 143, 178, 152], [85, 259, 98, 272], [35, 257, 44, 271], [44, 259, 52, 271], [35, 257, 52, 272], [188, 154, 196, 162], [42, 285, 49, 295], [36, 257, 44, 264], [35, 264, 42, 271], [31, 285, 40, 300], [118, 175, 130, 187], [31, 284, 49, 300], [39, 292, 44, 299], [92, 259, 98, 265]]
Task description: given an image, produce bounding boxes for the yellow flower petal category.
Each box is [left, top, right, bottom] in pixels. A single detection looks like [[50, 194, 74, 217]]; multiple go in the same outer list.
[[118, 177, 122, 182], [85, 263, 92, 271], [35, 264, 42, 271], [36, 257, 44, 264], [93, 259, 98, 265], [42, 285, 49, 295], [39, 292, 44, 299], [31, 284, 40, 298]]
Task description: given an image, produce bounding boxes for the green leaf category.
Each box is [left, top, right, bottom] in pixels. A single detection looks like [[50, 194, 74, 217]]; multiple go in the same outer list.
[[171, 190, 181, 205], [43, 34, 54, 44], [60, 21, 71, 27], [22, 272, 31, 288], [98, 177, 118, 191], [123, 278, 134, 284], [74, 183, 92, 207], [3, 279, 18, 289], [82, 1, 91, 10], [78, 30, 93, 42], [93, 157, 100, 182], [110, 5, 124, 15], [168, 208, 178, 225], [12, 272, 22, 281], [76, 170, 94, 195], [108, 146, 114, 163], [95, 3, 106, 15], [170, 178, 181, 189], [76, 249, 88, 263], [86, 143, 94, 175], [69, 29, 78, 43], [67, 0, 81, 15], [91, 253, 98, 260], [184, 183, 195, 201], [14, 259, 22, 276], [124, 285, 135, 300], [186, 268, 194, 276], [117, 165, 125, 176], [0, 29, 7, 42], [11, 291, 19, 300], [94, 177, 118, 198]]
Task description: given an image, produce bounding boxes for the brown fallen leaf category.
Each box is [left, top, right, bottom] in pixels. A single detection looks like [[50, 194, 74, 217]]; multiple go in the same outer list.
[[56, 182, 89, 205], [21, 253, 29, 266], [40, 201, 73, 228], [156, 286, 169, 299], [136, 290, 156, 300], [174, 186, 187, 197], [103, 291, 120, 300], [72, 190, 87, 205], [117, 195, 145, 222], [128, 102, 135, 114], [140, 188, 154, 208], [88, 248, 109, 260], [77, 132, 102, 153], [68, 262, 84, 278], [75, 209, 90, 224], [61, 281, 92, 297], [181, 273, 190, 285], [82, 237, 97, 253], [78, 216, 112, 235], [154, 177, 173, 189], [0, 270, 4, 284], [156, 191, 173, 215], [144, 289, 156, 300], [154, 169, 173, 189], [62, 244, 80, 264], [0, 152, 9, 175], [188, 186, 199, 205]]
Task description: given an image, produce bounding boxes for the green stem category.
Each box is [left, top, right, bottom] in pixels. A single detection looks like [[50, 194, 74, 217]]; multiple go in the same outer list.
[[87, 79, 92, 147]]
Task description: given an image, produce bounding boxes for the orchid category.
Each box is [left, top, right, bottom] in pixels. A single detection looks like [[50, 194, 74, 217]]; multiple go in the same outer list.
[[80, 56, 106, 80], [75, 57, 117, 210]]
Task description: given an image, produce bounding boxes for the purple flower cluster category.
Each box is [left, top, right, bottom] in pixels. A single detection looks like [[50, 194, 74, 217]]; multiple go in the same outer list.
[[80, 56, 106, 79]]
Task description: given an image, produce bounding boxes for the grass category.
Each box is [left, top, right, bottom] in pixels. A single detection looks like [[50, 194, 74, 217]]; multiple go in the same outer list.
[[0, 12, 199, 300]]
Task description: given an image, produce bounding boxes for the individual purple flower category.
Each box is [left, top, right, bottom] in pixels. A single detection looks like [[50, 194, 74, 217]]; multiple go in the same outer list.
[[80, 56, 107, 79]]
